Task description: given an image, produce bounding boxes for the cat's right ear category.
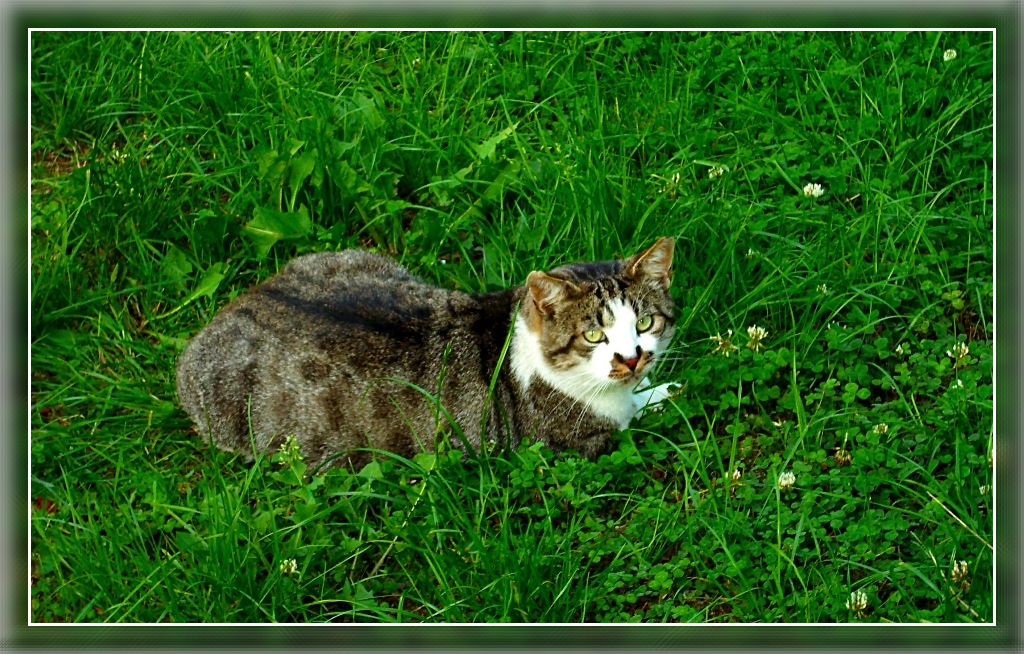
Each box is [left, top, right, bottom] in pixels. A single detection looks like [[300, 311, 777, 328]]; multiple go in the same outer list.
[[526, 272, 579, 320], [626, 236, 675, 290]]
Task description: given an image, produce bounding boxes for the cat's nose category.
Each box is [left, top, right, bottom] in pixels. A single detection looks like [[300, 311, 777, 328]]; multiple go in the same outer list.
[[619, 346, 643, 371]]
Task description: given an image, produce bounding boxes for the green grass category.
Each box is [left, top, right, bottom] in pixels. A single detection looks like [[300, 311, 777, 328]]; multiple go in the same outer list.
[[30, 30, 993, 623]]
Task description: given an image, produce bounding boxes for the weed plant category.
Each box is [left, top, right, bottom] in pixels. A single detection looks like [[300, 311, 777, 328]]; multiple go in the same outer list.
[[30, 31, 993, 622]]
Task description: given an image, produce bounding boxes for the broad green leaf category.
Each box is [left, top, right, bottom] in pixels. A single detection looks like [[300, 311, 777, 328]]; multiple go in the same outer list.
[[251, 144, 279, 177], [289, 149, 318, 192], [473, 122, 519, 161], [283, 137, 305, 156], [453, 163, 475, 182], [311, 160, 325, 189], [359, 461, 383, 479], [384, 200, 413, 215], [481, 158, 522, 202], [329, 160, 368, 201], [262, 158, 288, 186], [413, 451, 437, 473], [330, 137, 358, 157], [181, 262, 226, 305], [32, 200, 67, 231], [353, 582, 375, 603], [161, 245, 193, 286], [353, 93, 383, 129], [243, 205, 312, 259]]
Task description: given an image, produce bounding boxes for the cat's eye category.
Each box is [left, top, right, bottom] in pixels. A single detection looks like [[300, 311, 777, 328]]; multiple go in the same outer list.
[[636, 315, 654, 333], [583, 329, 605, 343]]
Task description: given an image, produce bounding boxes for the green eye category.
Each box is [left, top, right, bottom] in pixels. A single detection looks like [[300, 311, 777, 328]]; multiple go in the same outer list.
[[583, 329, 605, 343], [636, 315, 654, 333]]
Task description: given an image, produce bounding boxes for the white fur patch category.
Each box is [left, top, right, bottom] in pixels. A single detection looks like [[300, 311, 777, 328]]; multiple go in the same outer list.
[[510, 299, 669, 430]]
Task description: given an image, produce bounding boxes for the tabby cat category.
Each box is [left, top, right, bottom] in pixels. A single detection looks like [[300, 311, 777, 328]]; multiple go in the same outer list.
[[176, 237, 676, 470]]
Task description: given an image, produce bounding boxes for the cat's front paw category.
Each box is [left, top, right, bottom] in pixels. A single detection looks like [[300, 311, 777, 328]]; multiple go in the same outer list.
[[634, 382, 681, 416]]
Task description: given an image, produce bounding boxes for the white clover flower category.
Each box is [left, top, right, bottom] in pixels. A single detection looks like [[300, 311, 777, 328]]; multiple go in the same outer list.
[[834, 448, 852, 466], [816, 283, 829, 295], [802, 182, 825, 198], [979, 484, 990, 495], [947, 342, 969, 365], [279, 559, 298, 576], [710, 330, 738, 357], [708, 165, 726, 179], [895, 343, 905, 356], [731, 468, 742, 482], [671, 172, 681, 185], [412, 57, 422, 68], [943, 49, 957, 62], [746, 325, 768, 352], [778, 471, 796, 489], [951, 560, 969, 585], [846, 589, 869, 614], [872, 423, 889, 435], [746, 248, 759, 259]]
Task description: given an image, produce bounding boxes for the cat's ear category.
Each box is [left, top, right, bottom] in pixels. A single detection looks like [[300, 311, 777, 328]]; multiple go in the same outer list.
[[626, 237, 675, 290], [526, 272, 580, 318]]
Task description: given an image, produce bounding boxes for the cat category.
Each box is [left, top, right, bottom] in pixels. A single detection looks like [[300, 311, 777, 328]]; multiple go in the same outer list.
[[175, 237, 676, 471]]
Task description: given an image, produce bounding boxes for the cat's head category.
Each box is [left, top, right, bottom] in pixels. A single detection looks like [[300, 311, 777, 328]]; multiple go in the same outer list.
[[519, 237, 676, 390]]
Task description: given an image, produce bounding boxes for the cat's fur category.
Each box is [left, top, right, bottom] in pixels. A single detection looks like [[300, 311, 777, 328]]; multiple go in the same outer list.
[[176, 237, 676, 470]]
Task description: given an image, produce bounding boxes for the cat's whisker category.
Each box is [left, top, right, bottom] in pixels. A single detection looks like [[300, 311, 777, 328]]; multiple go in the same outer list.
[[575, 383, 614, 433]]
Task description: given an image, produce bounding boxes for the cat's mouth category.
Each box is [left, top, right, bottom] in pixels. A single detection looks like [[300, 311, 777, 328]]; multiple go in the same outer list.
[[608, 348, 652, 382]]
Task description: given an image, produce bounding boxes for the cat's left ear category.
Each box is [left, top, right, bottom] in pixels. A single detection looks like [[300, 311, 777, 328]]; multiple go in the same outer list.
[[626, 237, 675, 290], [526, 272, 581, 317]]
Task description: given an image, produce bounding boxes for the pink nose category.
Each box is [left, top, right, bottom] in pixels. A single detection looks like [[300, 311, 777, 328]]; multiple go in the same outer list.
[[618, 346, 643, 371]]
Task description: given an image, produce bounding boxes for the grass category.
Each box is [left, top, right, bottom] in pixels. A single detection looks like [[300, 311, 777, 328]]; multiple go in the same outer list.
[[30, 30, 993, 623]]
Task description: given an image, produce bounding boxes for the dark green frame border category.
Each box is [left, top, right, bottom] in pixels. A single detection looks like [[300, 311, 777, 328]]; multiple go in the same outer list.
[[14, 3, 1018, 651]]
